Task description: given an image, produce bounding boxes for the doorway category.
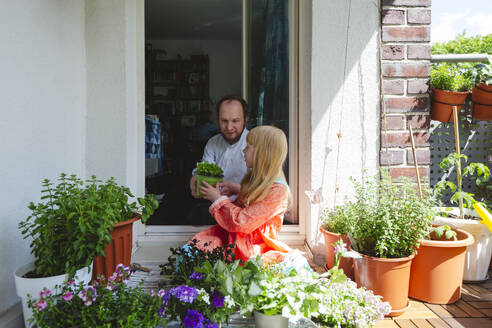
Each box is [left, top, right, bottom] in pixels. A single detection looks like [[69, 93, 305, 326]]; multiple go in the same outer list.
[[144, 0, 294, 226]]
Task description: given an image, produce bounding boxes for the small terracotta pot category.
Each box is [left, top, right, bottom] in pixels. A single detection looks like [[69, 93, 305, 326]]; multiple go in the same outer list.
[[409, 227, 474, 304], [320, 227, 354, 280], [471, 83, 492, 121], [353, 251, 414, 316], [92, 216, 140, 280], [430, 88, 469, 122]]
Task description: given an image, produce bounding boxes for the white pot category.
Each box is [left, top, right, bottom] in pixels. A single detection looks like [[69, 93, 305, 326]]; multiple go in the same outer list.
[[433, 207, 492, 282], [14, 261, 93, 328], [254, 311, 288, 328]]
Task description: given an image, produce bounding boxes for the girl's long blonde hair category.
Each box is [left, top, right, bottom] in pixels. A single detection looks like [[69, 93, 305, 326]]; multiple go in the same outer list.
[[237, 125, 289, 207]]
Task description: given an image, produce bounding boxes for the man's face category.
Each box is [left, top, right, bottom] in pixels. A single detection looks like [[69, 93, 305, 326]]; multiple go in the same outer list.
[[218, 100, 246, 144]]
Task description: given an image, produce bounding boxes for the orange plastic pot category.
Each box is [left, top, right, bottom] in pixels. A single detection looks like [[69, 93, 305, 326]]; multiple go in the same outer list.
[[320, 227, 354, 280], [92, 216, 139, 280], [471, 83, 492, 121], [430, 88, 469, 122], [409, 228, 474, 304], [353, 251, 414, 316]]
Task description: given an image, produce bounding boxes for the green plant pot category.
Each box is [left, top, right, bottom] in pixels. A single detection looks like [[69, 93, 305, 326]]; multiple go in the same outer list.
[[196, 174, 223, 197]]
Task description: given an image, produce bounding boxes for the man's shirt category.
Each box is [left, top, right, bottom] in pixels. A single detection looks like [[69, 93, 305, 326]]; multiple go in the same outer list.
[[197, 129, 249, 185]]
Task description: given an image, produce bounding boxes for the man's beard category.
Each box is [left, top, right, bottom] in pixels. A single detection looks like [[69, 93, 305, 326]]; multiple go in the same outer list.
[[222, 127, 244, 144]]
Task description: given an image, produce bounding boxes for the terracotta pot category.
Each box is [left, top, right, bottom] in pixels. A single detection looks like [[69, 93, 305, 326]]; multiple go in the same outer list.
[[353, 251, 414, 316], [471, 83, 492, 121], [92, 216, 139, 280], [319, 227, 354, 280], [409, 228, 474, 304], [430, 88, 469, 122]]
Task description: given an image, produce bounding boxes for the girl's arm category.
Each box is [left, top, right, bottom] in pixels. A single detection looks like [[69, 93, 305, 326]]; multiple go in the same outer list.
[[210, 184, 288, 234]]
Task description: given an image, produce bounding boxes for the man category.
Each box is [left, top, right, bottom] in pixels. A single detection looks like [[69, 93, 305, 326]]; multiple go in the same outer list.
[[190, 95, 249, 200]]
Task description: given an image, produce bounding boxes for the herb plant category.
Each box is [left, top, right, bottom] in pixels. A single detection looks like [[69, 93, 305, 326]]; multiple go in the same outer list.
[[196, 162, 224, 178], [430, 225, 457, 241], [348, 173, 434, 258], [28, 265, 163, 328], [18, 173, 158, 278], [320, 203, 355, 235], [430, 63, 473, 92], [468, 63, 492, 86]]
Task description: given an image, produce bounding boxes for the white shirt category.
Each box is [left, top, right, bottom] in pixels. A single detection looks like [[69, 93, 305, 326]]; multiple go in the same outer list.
[[195, 129, 249, 185]]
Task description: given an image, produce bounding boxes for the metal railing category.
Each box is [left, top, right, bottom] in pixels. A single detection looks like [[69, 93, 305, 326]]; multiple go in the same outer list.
[[431, 53, 491, 63]]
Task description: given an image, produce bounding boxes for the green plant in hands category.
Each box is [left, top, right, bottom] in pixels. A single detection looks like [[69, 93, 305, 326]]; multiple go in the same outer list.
[[18, 173, 158, 278], [430, 63, 473, 92], [349, 173, 434, 258], [320, 203, 355, 235], [196, 162, 224, 177]]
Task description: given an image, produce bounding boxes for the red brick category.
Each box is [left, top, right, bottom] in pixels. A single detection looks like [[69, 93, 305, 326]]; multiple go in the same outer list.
[[382, 26, 430, 42], [383, 80, 404, 95], [407, 79, 429, 94], [382, 115, 406, 130], [382, 131, 429, 147], [384, 96, 429, 113], [382, 0, 431, 6], [407, 114, 430, 129], [380, 150, 405, 165], [382, 62, 430, 78], [382, 45, 405, 60], [407, 45, 431, 59], [382, 10, 405, 25], [407, 149, 431, 165], [407, 9, 431, 24], [389, 167, 430, 181]]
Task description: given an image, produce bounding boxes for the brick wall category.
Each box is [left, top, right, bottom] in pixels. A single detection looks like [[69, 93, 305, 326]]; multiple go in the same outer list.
[[380, 0, 431, 181]]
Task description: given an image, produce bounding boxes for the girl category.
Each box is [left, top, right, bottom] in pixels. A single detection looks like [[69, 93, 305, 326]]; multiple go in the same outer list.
[[193, 125, 291, 263]]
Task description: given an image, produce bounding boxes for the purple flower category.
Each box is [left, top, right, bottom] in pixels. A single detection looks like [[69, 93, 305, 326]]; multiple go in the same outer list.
[[38, 288, 52, 298], [183, 309, 204, 328], [211, 290, 224, 308], [151, 290, 155, 297], [168, 285, 198, 304], [67, 279, 75, 286], [62, 291, 73, 301], [78, 286, 97, 306], [189, 271, 204, 281], [106, 283, 115, 291], [158, 289, 166, 297], [203, 319, 219, 328], [35, 300, 47, 311], [334, 243, 348, 256], [158, 307, 167, 318]]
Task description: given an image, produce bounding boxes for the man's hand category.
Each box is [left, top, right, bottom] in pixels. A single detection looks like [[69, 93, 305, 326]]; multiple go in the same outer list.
[[217, 180, 241, 196], [199, 181, 221, 202], [190, 175, 199, 198]]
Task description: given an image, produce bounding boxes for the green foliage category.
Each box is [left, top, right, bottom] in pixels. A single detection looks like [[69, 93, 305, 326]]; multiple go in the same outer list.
[[431, 33, 492, 55], [348, 173, 434, 258], [196, 162, 224, 177], [468, 63, 492, 86], [319, 203, 355, 235], [430, 225, 457, 241], [27, 266, 163, 328], [18, 174, 158, 278], [433, 153, 491, 208], [430, 63, 473, 91]]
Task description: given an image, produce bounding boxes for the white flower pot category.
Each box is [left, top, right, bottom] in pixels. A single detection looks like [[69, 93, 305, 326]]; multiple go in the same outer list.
[[433, 207, 492, 282], [14, 261, 93, 328], [254, 311, 288, 328]]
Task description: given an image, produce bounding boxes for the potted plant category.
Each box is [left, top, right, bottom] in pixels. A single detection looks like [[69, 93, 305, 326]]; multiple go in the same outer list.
[[15, 174, 157, 326], [430, 63, 472, 123], [409, 225, 474, 304], [433, 153, 492, 282], [319, 204, 355, 279], [26, 265, 164, 328], [469, 63, 492, 120], [348, 174, 434, 316], [195, 161, 224, 197]]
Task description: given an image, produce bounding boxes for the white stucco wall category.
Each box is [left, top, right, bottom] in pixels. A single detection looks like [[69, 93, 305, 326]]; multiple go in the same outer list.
[[148, 39, 243, 119], [0, 0, 87, 317], [307, 0, 380, 263]]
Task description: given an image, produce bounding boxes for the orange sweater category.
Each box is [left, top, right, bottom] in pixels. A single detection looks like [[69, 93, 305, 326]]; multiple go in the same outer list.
[[191, 183, 291, 262]]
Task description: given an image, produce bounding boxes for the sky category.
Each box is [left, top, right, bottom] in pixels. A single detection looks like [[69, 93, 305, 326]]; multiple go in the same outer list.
[[431, 0, 492, 43]]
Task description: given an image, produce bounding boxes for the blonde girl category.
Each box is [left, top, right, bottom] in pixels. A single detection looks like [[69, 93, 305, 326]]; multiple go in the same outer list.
[[193, 125, 292, 262]]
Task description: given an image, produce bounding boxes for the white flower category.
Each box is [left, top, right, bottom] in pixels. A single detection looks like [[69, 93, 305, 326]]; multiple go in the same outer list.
[[197, 288, 210, 305], [224, 295, 235, 308]]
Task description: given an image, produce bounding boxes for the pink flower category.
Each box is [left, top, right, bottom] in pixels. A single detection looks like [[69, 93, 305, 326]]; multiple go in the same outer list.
[[62, 291, 73, 301], [106, 283, 115, 291], [38, 288, 52, 298], [67, 279, 75, 286], [35, 300, 47, 311], [158, 289, 165, 297], [151, 290, 155, 297]]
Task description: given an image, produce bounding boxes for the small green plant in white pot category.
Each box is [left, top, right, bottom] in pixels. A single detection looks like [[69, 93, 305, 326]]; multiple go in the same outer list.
[[195, 161, 224, 197]]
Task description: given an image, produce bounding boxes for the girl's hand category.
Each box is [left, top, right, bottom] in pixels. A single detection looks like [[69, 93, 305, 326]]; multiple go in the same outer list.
[[217, 180, 241, 196], [199, 181, 221, 202]]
